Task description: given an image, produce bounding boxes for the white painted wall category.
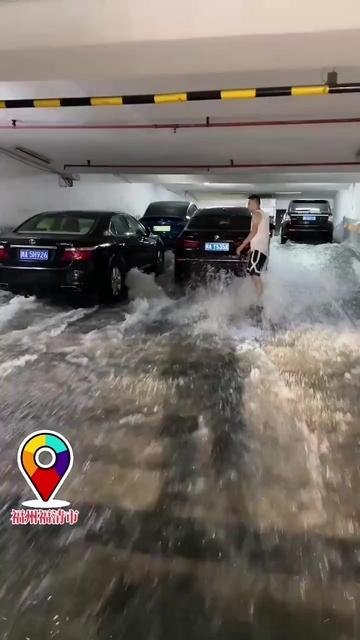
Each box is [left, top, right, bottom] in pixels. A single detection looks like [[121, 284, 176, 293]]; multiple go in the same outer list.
[[0, 169, 186, 228], [352, 184, 360, 221], [335, 185, 354, 224], [334, 183, 360, 242]]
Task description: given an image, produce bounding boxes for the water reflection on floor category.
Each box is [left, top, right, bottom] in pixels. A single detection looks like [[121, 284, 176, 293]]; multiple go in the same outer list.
[[0, 241, 359, 639]]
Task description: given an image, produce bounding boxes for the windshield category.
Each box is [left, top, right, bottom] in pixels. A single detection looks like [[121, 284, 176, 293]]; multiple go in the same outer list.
[[144, 203, 189, 219], [16, 212, 99, 235], [289, 201, 331, 214], [188, 210, 250, 230]]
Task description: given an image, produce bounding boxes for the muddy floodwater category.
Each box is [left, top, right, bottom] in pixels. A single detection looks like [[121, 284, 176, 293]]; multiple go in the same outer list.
[[0, 240, 360, 639]]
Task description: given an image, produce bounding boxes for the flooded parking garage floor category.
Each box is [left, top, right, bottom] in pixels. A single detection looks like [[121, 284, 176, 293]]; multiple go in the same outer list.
[[0, 240, 360, 640]]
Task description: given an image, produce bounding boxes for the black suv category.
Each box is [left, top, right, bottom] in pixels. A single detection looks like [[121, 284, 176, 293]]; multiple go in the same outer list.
[[139, 201, 197, 249], [280, 199, 333, 244]]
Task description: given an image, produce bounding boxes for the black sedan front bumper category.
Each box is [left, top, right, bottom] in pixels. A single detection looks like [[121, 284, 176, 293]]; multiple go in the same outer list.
[[0, 265, 95, 295]]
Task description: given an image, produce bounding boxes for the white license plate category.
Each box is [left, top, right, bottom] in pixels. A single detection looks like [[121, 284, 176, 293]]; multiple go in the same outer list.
[[205, 242, 230, 252], [302, 215, 316, 221], [19, 249, 49, 261], [153, 225, 171, 232]]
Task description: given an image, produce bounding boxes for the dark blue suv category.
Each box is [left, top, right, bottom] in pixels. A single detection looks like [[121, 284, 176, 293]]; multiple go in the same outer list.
[[139, 201, 197, 249]]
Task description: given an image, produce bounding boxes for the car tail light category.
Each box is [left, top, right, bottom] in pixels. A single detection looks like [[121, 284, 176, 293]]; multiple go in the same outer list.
[[0, 245, 9, 262], [61, 247, 94, 263], [182, 239, 201, 249]]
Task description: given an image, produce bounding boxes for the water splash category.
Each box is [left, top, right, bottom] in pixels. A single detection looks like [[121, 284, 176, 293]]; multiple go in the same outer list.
[[0, 241, 359, 639]]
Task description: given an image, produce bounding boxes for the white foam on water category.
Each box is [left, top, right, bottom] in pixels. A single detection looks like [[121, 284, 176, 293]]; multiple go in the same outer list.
[[241, 323, 360, 537], [351, 256, 360, 281], [2, 306, 97, 347], [0, 353, 38, 378], [0, 295, 37, 330], [262, 241, 344, 324], [126, 268, 168, 301], [169, 274, 259, 340]]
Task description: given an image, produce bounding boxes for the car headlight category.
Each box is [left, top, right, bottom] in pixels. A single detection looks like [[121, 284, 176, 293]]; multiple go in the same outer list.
[[328, 214, 333, 222], [283, 213, 291, 222]]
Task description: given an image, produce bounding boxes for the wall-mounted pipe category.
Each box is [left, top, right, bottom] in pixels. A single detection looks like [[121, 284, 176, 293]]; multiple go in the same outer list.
[[1, 81, 360, 109], [64, 161, 360, 171], [1, 116, 360, 131], [0, 147, 70, 179]]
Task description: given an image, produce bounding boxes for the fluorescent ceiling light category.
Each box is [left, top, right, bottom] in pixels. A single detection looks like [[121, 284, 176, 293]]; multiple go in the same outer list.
[[15, 146, 51, 165], [203, 182, 245, 187], [275, 191, 302, 195]]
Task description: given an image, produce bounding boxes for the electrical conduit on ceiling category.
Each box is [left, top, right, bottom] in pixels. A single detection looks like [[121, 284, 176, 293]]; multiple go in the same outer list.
[[63, 161, 360, 170], [2, 117, 360, 131]]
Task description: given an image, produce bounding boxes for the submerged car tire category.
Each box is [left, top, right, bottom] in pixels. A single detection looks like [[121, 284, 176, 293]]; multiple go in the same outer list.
[[100, 263, 127, 303], [280, 233, 288, 244]]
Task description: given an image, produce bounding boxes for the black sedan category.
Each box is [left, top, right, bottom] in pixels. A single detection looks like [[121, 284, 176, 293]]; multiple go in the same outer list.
[[174, 207, 251, 283], [0, 210, 165, 301], [280, 199, 333, 244], [139, 201, 197, 249]]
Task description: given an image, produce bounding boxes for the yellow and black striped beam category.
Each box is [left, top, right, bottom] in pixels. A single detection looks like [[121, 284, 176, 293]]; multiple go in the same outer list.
[[1, 83, 360, 108]]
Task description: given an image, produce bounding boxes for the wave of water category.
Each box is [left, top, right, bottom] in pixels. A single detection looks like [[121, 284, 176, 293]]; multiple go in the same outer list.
[[0, 241, 359, 639]]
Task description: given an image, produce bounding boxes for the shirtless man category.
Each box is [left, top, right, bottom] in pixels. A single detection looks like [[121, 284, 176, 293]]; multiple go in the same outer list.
[[236, 194, 269, 300]]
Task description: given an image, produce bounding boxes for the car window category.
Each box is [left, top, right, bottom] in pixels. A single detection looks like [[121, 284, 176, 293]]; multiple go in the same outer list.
[[126, 216, 145, 234], [289, 201, 331, 214], [110, 215, 129, 236], [188, 213, 250, 230], [16, 213, 97, 235], [144, 203, 189, 219]]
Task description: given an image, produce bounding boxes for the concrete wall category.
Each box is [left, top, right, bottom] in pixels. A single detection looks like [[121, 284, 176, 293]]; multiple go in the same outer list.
[[0, 169, 186, 229], [334, 184, 360, 245], [335, 185, 355, 224], [352, 184, 360, 221]]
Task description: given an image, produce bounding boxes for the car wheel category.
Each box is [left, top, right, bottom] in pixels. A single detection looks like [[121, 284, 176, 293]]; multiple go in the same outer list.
[[100, 263, 127, 303], [154, 248, 165, 276], [280, 234, 287, 244]]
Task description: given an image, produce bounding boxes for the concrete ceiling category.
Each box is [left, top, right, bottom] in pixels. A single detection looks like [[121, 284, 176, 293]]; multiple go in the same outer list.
[[0, 11, 352, 218], [0, 0, 359, 197], [0, 84, 360, 179], [0, 0, 359, 82]]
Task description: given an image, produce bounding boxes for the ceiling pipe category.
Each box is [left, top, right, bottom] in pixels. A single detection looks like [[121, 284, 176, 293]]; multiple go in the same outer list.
[[1, 116, 360, 131], [64, 161, 360, 171], [1, 80, 360, 110]]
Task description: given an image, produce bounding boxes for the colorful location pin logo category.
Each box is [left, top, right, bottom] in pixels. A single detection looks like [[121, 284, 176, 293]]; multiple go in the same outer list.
[[17, 430, 74, 508]]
